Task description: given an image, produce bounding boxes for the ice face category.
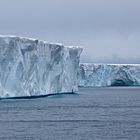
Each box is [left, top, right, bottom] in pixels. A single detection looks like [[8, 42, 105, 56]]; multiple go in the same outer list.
[[0, 36, 82, 98], [78, 63, 140, 87]]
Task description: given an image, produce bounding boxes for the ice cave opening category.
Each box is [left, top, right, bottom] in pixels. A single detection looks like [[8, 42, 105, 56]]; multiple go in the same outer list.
[[111, 79, 134, 86]]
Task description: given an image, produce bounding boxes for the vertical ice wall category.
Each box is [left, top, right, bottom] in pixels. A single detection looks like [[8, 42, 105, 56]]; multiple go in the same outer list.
[[79, 63, 140, 87], [0, 36, 82, 98]]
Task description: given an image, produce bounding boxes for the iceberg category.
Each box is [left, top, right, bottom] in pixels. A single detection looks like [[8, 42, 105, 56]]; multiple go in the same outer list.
[[0, 35, 82, 98], [78, 63, 140, 87]]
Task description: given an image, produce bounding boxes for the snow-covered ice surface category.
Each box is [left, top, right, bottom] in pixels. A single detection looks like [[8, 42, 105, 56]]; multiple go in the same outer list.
[[0, 35, 82, 98], [78, 63, 140, 87]]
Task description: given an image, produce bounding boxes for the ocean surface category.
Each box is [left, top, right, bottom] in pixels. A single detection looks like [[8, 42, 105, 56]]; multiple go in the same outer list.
[[0, 87, 140, 140]]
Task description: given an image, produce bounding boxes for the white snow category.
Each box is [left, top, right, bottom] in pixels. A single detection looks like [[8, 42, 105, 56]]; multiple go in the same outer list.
[[0, 36, 83, 98], [78, 63, 140, 87]]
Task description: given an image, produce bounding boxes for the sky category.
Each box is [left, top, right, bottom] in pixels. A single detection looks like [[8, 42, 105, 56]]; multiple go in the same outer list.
[[0, 0, 140, 63]]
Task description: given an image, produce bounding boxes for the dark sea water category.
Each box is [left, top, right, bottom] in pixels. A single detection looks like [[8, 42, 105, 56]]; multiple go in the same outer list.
[[0, 87, 140, 140]]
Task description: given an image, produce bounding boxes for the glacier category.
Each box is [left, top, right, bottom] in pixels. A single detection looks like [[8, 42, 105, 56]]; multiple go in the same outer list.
[[78, 63, 140, 87], [0, 35, 82, 98]]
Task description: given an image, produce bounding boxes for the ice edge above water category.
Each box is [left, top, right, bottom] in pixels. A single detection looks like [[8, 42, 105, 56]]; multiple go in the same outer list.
[[0, 35, 83, 98], [78, 63, 140, 87]]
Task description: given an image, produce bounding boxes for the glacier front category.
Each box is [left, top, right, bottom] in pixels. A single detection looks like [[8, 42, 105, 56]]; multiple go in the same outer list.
[[79, 63, 140, 87], [0, 35, 82, 98]]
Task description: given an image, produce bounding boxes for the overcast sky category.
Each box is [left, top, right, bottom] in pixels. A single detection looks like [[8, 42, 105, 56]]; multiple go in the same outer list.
[[0, 0, 140, 63]]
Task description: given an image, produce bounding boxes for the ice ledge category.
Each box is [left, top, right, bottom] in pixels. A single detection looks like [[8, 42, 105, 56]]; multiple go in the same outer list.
[[0, 35, 83, 98], [78, 63, 140, 87], [0, 35, 83, 49]]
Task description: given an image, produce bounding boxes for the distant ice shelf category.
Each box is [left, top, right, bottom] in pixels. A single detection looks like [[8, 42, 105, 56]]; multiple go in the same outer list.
[[0, 35, 83, 98], [78, 63, 140, 87]]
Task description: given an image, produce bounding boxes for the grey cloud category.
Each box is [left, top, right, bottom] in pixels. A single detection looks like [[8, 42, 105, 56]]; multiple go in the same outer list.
[[0, 0, 140, 63]]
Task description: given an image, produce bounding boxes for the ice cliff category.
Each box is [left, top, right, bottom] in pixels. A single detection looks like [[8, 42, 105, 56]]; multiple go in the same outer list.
[[79, 63, 140, 87], [0, 35, 82, 98]]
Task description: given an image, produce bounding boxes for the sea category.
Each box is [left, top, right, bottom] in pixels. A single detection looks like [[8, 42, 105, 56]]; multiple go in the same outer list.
[[0, 87, 140, 140]]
